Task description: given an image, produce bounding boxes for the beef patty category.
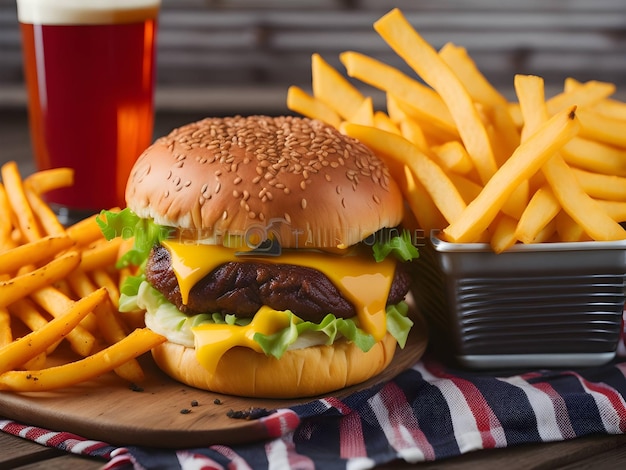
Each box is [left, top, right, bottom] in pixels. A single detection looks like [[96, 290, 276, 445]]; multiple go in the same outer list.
[[145, 244, 412, 323]]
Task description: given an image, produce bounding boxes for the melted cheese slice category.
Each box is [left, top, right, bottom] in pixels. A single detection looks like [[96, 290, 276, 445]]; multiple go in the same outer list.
[[161, 240, 397, 373]]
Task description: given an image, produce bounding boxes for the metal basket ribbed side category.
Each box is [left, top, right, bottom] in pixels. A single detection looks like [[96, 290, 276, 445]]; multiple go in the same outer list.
[[411, 234, 626, 369]]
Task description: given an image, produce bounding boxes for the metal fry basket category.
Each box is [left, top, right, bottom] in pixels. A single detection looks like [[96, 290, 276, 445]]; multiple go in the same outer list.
[[412, 233, 626, 369]]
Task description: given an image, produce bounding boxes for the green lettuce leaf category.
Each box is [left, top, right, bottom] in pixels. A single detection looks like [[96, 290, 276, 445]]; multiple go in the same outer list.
[[371, 228, 420, 262], [122, 281, 413, 358], [96, 208, 173, 268]]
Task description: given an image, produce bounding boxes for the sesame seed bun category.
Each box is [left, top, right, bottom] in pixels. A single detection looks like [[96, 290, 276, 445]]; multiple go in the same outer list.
[[125, 115, 403, 249]]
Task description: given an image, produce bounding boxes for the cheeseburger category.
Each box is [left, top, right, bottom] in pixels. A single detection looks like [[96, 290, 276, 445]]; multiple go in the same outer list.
[[99, 115, 419, 398]]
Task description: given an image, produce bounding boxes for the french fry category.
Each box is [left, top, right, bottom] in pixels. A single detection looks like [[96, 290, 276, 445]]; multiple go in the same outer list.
[[570, 168, 626, 201], [438, 42, 520, 162], [591, 97, 626, 120], [0, 307, 12, 347], [339, 51, 458, 139], [398, 117, 430, 154], [286, 85, 342, 129], [448, 173, 483, 204], [560, 137, 626, 177], [544, 155, 626, 242], [0, 234, 74, 274], [0, 288, 107, 374], [402, 166, 447, 235], [515, 186, 561, 244], [490, 214, 519, 254], [28, 286, 96, 357], [443, 106, 579, 243], [386, 93, 409, 123], [65, 270, 100, 332], [432, 141, 474, 175], [0, 184, 16, 251], [23, 167, 74, 194], [555, 210, 588, 242], [515, 75, 626, 242], [0, 328, 166, 392], [500, 181, 530, 221], [1, 161, 42, 242], [577, 108, 626, 148], [373, 111, 401, 135], [342, 123, 467, 224], [7, 298, 63, 356], [23, 352, 47, 371], [0, 250, 81, 308], [79, 237, 124, 273], [91, 268, 121, 307], [596, 200, 626, 223], [24, 186, 65, 236], [547, 80, 615, 115], [66, 210, 119, 246], [94, 299, 145, 383], [533, 218, 558, 243], [311, 53, 365, 120], [348, 96, 374, 126], [374, 9, 497, 184]]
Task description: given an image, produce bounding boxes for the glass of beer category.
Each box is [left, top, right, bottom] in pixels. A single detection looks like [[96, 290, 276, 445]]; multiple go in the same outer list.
[[16, 0, 160, 223]]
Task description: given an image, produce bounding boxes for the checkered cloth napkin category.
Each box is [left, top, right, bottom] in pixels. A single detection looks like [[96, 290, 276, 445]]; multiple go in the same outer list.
[[2, 333, 626, 469]]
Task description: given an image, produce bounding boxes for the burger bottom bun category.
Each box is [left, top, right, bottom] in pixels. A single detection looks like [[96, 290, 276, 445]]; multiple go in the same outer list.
[[151, 334, 398, 398]]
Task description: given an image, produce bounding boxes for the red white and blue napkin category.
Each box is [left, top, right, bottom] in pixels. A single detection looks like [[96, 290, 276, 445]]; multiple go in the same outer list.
[[2, 327, 626, 469]]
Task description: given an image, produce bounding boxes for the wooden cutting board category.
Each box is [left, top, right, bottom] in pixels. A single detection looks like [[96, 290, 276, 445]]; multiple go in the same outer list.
[[0, 316, 427, 448]]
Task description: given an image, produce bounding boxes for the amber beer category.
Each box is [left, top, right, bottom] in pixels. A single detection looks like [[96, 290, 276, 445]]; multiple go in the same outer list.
[[17, 0, 160, 221]]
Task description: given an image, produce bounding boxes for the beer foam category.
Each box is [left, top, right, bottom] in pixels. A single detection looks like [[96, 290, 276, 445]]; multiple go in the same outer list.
[[17, 0, 160, 25]]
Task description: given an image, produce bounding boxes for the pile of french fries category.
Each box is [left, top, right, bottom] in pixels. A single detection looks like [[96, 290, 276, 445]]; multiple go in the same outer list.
[[288, 8, 626, 252], [0, 161, 165, 392]]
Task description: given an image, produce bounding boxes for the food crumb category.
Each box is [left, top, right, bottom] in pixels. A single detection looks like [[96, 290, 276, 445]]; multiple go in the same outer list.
[[191, 400, 199, 407], [180, 408, 192, 414], [213, 398, 222, 405], [129, 383, 144, 392], [226, 407, 275, 420]]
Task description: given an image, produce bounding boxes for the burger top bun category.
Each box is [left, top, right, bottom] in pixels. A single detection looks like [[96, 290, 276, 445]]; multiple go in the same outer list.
[[125, 115, 403, 249]]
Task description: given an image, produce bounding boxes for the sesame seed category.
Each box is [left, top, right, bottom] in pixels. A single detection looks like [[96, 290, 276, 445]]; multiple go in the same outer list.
[[234, 176, 242, 185], [301, 198, 307, 209]]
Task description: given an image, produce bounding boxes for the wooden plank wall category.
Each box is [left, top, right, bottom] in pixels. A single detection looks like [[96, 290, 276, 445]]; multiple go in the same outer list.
[[1, 0, 625, 114]]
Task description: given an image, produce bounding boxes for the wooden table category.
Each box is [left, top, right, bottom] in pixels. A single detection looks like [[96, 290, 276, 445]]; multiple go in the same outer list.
[[3, 426, 626, 469]]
